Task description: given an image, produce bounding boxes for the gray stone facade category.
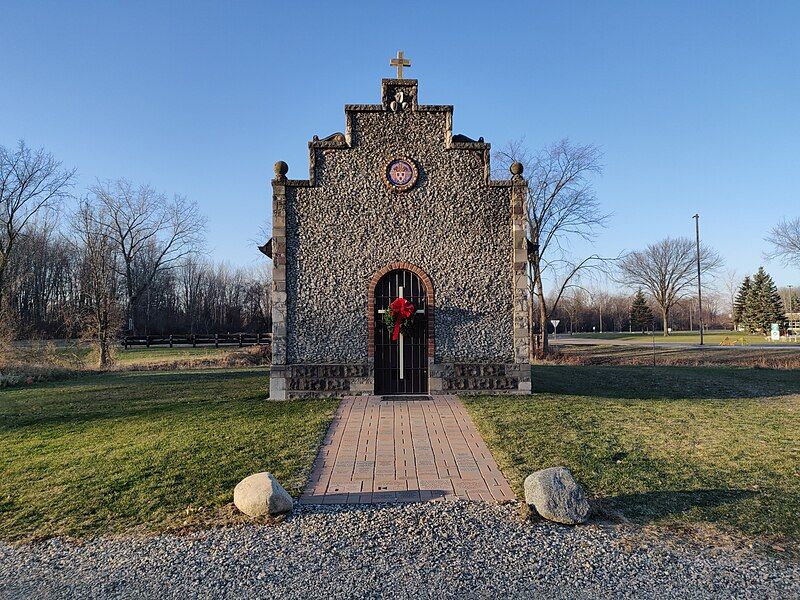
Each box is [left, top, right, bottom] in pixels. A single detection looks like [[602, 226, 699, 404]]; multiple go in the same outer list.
[[269, 78, 531, 399]]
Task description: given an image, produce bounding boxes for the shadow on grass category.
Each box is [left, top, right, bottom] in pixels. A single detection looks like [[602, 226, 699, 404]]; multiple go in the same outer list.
[[601, 488, 758, 523], [531, 365, 800, 400]]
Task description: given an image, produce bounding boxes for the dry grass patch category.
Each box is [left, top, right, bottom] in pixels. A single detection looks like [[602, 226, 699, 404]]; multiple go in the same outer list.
[[568, 330, 799, 346], [0, 340, 83, 387], [1, 343, 271, 388], [548, 344, 800, 369]]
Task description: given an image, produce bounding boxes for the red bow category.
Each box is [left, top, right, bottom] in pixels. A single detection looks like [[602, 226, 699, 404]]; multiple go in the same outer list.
[[389, 297, 415, 341]]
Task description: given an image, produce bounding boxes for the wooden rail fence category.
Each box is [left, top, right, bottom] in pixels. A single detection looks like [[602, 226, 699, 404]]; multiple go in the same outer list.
[[123, 333, 272, 349]]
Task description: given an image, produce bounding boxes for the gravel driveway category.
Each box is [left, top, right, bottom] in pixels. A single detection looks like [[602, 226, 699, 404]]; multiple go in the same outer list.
[[1, 502, 797, 599]]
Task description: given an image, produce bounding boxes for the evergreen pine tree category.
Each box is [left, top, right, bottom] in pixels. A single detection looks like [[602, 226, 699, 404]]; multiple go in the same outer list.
[[732, 276, 751, 331], [630, 288, 653, 333], [763, 269, 786, 331], [746, 267, 785, 334]]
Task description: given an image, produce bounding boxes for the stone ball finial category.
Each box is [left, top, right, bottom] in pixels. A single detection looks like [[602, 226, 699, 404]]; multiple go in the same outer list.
[[510, 162, 524, 176], [274, 161, 289, 177]]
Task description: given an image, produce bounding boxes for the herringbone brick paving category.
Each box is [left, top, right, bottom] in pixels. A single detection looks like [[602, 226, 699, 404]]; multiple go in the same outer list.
[[300, 395, 516, 504]]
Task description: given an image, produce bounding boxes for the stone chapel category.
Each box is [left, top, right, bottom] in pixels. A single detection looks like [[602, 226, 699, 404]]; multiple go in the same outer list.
[[265, 59, 531, 399]]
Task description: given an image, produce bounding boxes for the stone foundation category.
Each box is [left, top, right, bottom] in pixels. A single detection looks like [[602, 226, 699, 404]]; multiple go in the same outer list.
[[270, 364, 371, 399], [270, 361, 531, 399], [431, 362, 530, 394]]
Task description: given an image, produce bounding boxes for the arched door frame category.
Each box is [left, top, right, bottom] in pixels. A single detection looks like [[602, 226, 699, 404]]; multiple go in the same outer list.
[[367, 261, 435, 365]]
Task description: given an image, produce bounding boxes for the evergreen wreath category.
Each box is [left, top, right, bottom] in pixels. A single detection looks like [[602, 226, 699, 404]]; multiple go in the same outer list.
[[383, 305, 415, 336]]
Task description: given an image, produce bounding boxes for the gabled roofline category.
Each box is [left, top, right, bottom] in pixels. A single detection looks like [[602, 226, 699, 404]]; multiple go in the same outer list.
[[276, 78, 521, 189]]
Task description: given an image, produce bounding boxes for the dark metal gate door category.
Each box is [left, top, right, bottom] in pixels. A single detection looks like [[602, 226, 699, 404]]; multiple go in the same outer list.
[[374, 269, 428, 394]]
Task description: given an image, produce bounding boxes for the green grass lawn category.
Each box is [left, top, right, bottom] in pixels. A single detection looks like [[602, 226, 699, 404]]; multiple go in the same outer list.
[[4, 358, 798, 550], [465, 365, 800, 546], [568, 330, 799, 345], [0, 368, 336, 541]]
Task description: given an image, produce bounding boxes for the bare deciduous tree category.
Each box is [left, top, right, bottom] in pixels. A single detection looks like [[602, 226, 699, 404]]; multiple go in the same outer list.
[[179, 257, 205, 335], [88, 179, 207, 333], [496, 139, 612, 356], [0, 141, 75, 313], [721, 269, 740, 330], [71, 202, 122, 367], [766, 217, 800, 268], [618, 237, 722, 335]]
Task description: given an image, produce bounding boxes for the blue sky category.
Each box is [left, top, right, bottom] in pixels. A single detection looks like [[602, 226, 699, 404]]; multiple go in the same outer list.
[[3, 1, 799, 287]]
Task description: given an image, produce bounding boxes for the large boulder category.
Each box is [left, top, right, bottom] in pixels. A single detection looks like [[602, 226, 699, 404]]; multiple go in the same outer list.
[[234, 472, 293, 517], [524, 467, 590, 525]]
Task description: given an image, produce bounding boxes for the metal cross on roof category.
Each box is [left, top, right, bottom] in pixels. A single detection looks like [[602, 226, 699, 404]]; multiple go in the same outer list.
[[390, 50, 411, 79]]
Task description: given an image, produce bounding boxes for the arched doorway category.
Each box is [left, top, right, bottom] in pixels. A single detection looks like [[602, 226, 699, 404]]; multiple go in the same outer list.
[[373, 269, 429, 394]]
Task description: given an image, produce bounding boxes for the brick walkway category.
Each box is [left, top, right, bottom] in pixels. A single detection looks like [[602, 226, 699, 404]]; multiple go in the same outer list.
[[300, 395, 516, 504]]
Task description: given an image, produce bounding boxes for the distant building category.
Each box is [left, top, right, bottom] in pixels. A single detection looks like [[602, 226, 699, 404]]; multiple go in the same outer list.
[[787, 312, 800, 335]]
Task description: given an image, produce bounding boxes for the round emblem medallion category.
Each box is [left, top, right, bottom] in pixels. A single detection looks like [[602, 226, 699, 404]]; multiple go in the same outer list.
[[384, 157, 418, 192]]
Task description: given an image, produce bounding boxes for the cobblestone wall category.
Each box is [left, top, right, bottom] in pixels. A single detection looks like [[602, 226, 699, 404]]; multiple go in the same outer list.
[[287, 82, 514, 363]]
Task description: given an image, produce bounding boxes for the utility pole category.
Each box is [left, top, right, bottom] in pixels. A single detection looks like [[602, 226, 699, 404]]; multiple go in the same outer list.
[[693, 214, 704, 345]]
